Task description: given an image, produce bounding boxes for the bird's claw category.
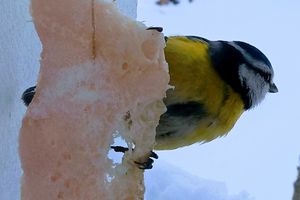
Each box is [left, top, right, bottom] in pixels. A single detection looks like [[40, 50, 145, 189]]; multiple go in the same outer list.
[[135, 158, 155, 170], [110, 146, 129, 153], [146, 26, 163, 32], [110, 145, 158, 170], [149, 151, 158, 159]]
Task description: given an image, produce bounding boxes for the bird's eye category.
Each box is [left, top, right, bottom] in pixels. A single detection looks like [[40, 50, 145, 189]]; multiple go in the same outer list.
[[264, 74, 271, 82], [253, 68, 271, 82]]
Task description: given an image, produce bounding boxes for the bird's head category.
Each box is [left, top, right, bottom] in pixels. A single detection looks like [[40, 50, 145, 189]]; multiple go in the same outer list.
[[209, 40, 278, 110]]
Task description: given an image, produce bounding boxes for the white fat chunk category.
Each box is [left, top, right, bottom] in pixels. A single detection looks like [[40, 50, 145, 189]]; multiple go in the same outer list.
[[19, 0, 169, 199]]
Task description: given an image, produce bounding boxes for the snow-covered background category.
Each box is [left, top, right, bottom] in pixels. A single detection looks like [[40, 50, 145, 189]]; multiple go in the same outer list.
[[139, 1, 300, 200], [1, 0, 299, 200], [145, 161, 254, 200]]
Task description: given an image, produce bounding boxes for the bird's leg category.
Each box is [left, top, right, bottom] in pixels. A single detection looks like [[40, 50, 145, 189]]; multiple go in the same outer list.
[[111, 145, 158, 170]]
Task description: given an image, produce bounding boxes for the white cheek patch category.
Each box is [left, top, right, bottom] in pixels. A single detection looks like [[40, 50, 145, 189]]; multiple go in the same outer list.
[[239, 66, 269, 107]]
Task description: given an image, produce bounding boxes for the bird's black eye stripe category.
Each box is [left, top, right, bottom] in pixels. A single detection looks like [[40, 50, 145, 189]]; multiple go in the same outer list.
[[245, 64, 272, 82], [234, 41, 272, 68], [263, 73, 271, 82]]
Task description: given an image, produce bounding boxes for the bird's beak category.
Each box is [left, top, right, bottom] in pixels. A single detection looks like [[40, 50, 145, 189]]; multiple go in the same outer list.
[[269, 83, 278, 93]]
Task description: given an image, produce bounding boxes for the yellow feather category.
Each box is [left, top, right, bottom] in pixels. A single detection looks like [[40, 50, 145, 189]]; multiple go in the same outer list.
[[155, 36, 244, 150]]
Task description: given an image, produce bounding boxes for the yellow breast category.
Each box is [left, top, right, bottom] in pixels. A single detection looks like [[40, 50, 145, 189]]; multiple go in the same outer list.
[[155, 36, 245, 150]]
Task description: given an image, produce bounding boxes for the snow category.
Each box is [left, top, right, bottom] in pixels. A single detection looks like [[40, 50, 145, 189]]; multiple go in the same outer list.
[[145, 161, 254, 200]]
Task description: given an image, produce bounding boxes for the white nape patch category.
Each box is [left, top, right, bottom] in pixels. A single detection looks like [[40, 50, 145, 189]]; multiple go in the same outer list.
[[238, 64, 269, 107]]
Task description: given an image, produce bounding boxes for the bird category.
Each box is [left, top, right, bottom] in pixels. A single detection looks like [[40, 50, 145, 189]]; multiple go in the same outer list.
[[154, 35, 277, 150], [21, 34, 278, 167]]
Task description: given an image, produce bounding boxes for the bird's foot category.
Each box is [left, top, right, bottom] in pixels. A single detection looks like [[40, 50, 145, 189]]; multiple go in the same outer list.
[[111, 145, 158, 170]]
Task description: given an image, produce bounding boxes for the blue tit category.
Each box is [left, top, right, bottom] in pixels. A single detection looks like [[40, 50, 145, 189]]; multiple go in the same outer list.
[[154, 36, 278, 150], [21, 35, 278, 152]]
